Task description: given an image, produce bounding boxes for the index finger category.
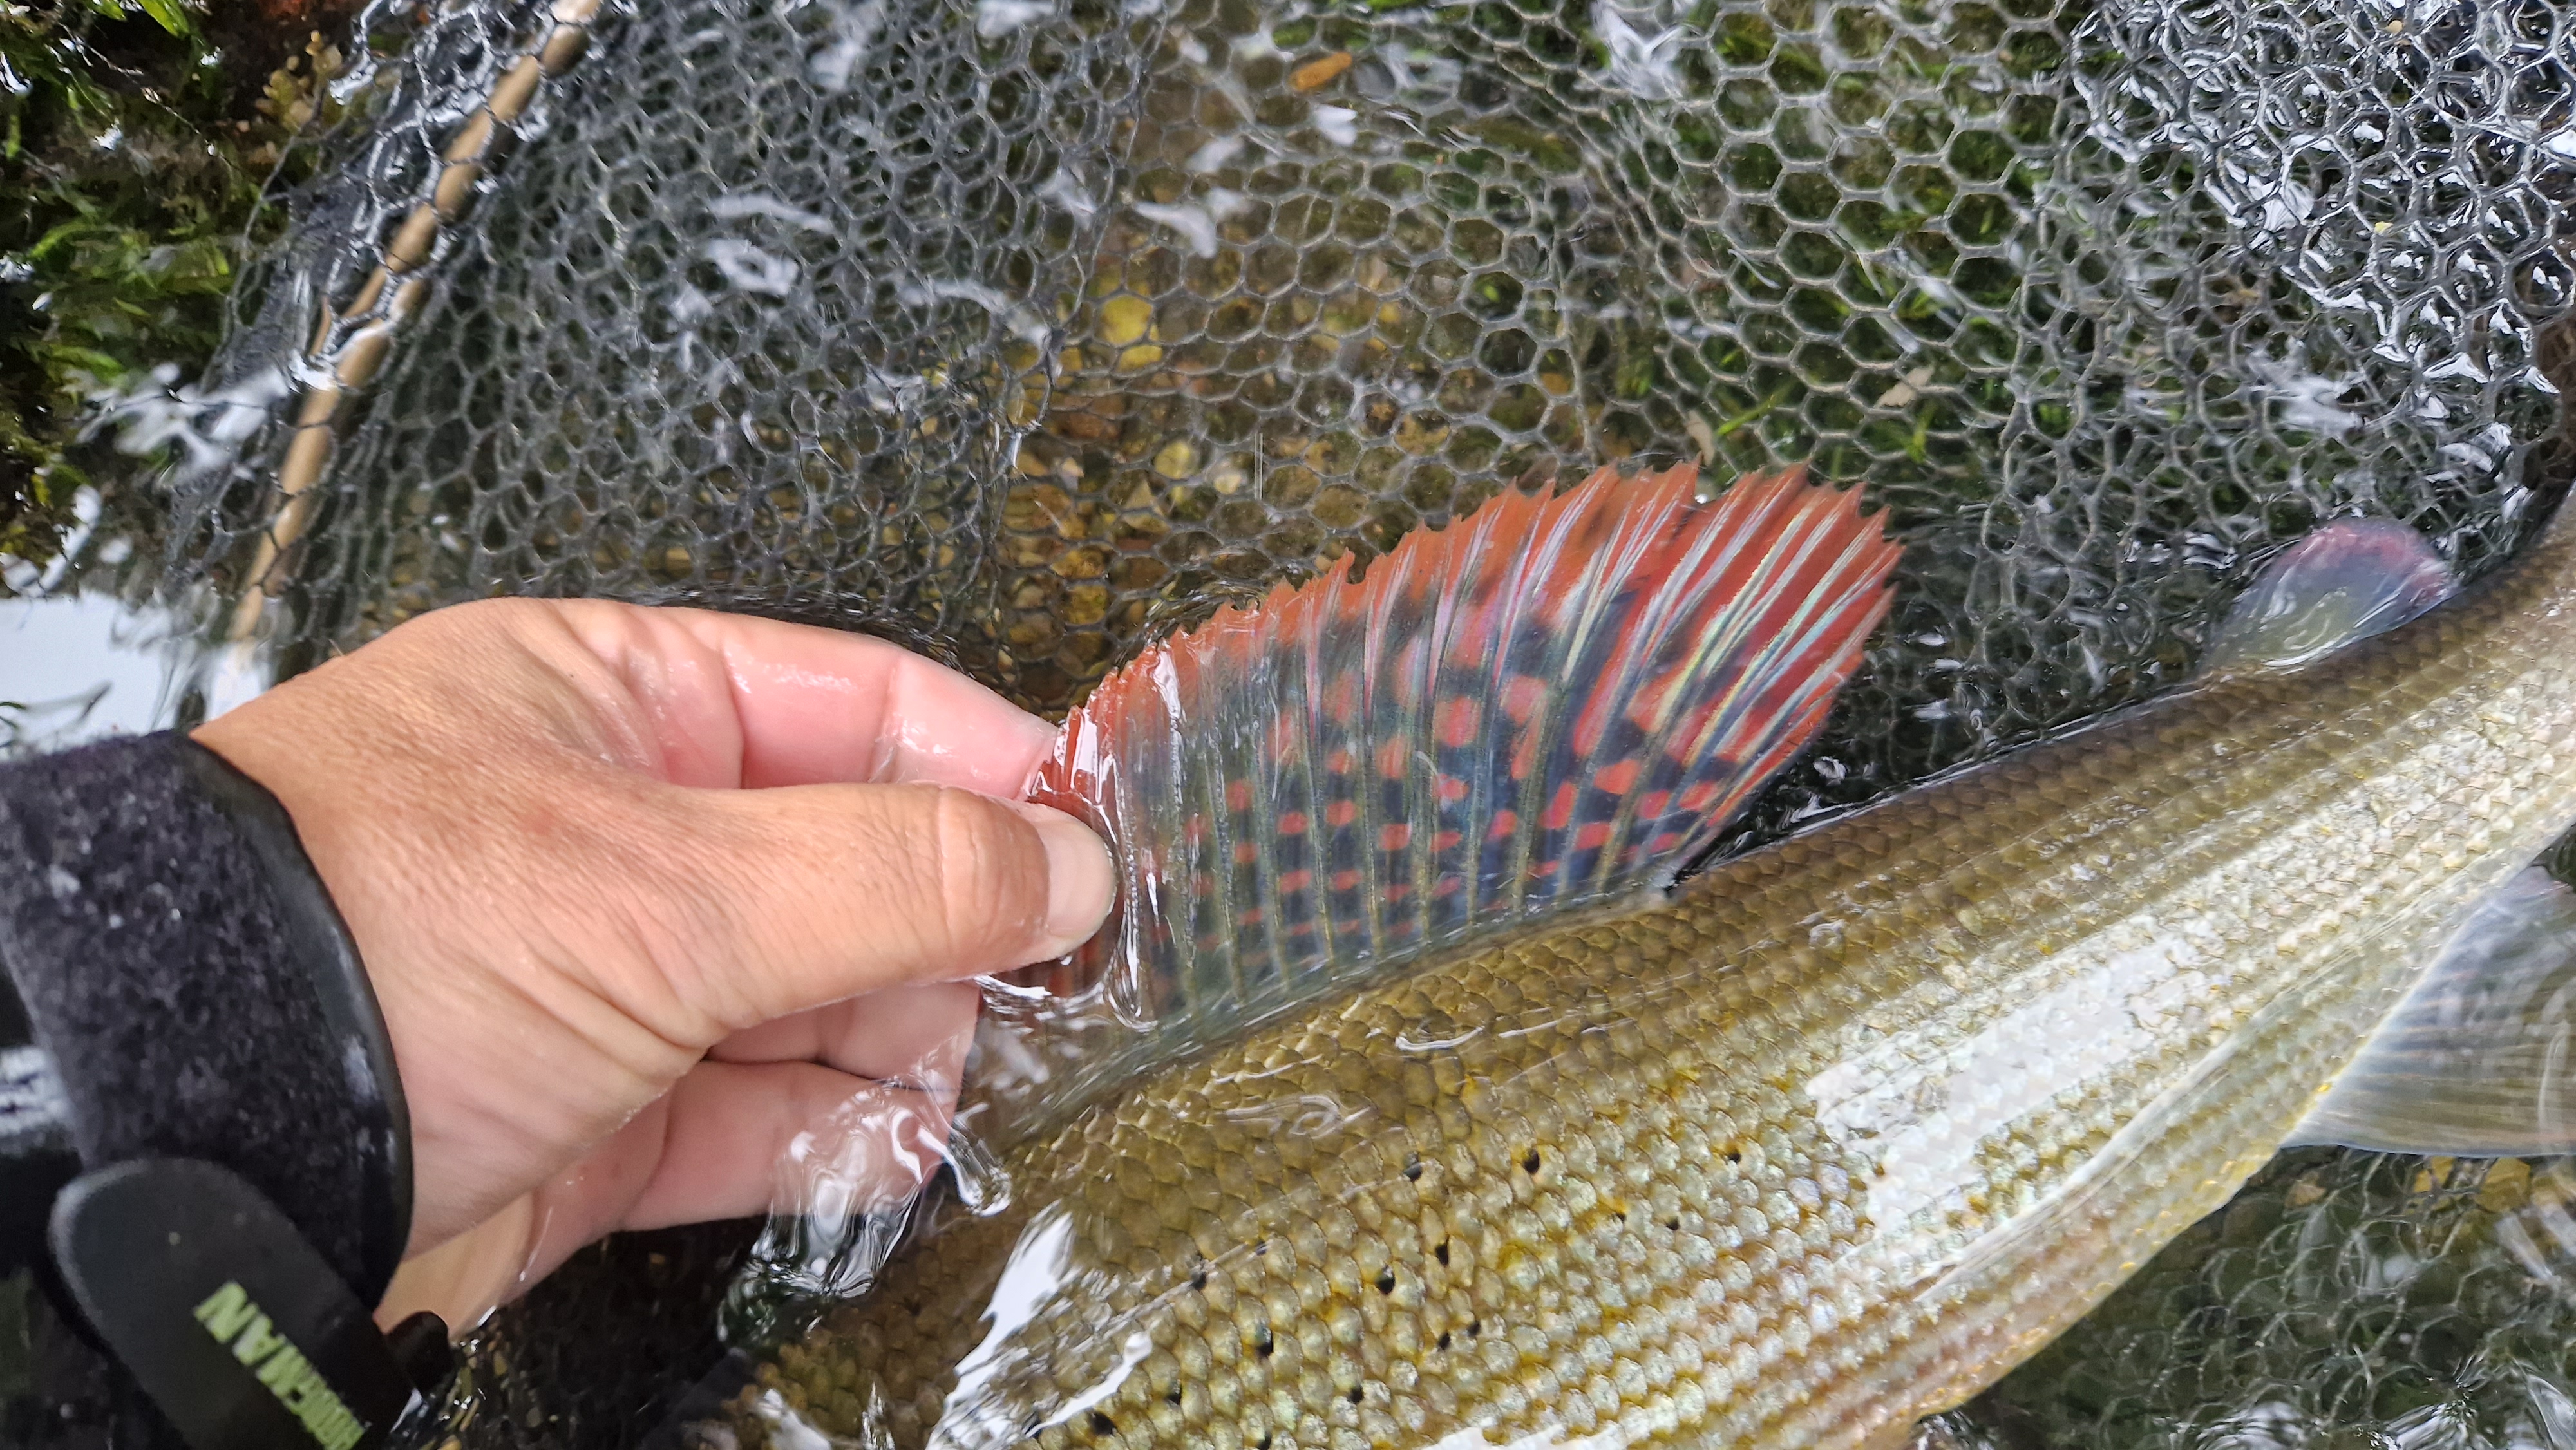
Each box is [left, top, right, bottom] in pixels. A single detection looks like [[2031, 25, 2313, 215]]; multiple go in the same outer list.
[[558, 602, 1056, 793]]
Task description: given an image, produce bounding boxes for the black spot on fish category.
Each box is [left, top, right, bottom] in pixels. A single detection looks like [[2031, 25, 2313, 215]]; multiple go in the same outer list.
[[1191, 1265, 1209, 1292], [1256, 1324, 1275, 1358], [1665, 1216, 1681, 1231], [1088, 1412, 1117, 1436], [1167, 1389, 1183, 1406], [1724, 1147, 1743, 1165], [1468, 1319, 1482, 1338], [1435, 1331, 1452, 1351], [1403, 1154, 1423, 1182], [1255, 1436, 1273, 1450], [1347, 1386, 1365, 1406], [1522, 1149, 1541, 1174], [1375, 1268, 1395, 1295], [1434, 1241, 1450, 1266]]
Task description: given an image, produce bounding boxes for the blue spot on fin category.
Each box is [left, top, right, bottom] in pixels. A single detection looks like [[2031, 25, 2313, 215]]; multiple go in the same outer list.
[[2207, 518, 2456, 673]]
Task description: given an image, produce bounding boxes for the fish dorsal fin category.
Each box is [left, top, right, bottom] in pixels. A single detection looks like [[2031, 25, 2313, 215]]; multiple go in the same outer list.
[[2290, 868, 2576, 1158], [2206, 518, 2457, 674], [1027, 462, 1902, 1048]]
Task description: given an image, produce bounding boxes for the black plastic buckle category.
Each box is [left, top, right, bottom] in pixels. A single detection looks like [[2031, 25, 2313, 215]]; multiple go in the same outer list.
[[48, 1159, 451, 1450]]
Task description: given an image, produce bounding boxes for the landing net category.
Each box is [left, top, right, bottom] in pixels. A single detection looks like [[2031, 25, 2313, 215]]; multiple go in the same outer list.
[[134, 0, 2576, 1442]]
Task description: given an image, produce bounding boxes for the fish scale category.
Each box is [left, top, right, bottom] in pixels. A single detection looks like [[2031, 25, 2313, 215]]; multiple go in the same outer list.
[[714, 493, 2576, 1450]]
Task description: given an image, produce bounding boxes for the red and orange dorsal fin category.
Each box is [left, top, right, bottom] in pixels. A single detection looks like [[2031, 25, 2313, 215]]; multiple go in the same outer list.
[[1030, 462, 1902, 1043]]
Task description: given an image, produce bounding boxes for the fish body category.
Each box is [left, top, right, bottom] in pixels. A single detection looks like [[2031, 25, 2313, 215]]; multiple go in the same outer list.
[[717, 474, 2576, 1450]]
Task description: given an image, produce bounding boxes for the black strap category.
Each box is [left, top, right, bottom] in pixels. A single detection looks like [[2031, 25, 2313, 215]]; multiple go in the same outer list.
[[50, 1161, 441, 1450]]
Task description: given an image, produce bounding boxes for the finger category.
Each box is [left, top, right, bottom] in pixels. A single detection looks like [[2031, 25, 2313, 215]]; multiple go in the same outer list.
[[630, 780, 1113, 1030], [710, 980, 978, 1088], [551, 601, 1055, 793]]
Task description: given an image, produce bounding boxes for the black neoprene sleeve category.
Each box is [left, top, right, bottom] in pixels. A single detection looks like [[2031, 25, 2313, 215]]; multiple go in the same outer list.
[[0, 730, 411, 1303]]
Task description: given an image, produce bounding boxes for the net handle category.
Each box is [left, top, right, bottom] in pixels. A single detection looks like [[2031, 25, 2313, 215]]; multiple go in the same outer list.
[[225, 0, 609, 646]]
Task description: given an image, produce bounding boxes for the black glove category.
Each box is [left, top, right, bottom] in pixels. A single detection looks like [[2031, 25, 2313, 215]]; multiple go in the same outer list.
[[1, 733, 448, 1450]]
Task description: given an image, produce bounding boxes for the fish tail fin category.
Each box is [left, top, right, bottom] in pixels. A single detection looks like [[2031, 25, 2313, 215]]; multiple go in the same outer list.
[[2290, 867, 2576, 1158], [1023, 462, 1900, 1065]]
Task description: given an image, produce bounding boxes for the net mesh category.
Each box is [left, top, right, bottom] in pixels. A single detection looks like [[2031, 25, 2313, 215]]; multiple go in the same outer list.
[[1938, 1151, 2576, 1449], [142, 0, 2576, 1442], [174, 0, 2576, 796]]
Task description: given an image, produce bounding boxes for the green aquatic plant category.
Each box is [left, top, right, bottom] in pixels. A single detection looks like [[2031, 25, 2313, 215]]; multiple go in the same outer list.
[[0, 0, 343, 576]]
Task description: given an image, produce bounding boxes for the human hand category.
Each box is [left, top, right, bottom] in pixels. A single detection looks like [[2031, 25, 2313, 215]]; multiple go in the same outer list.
[[190, 599, 1112, 1332]]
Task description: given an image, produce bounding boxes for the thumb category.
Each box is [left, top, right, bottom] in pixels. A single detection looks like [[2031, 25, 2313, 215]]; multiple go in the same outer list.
[[614, 779, 1115, 1039]]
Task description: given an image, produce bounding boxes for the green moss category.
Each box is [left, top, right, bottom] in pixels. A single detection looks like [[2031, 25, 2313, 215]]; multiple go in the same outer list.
[[0, 0, 323, 574]]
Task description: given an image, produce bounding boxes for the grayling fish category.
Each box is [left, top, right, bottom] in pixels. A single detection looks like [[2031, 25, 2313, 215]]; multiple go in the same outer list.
[[697, 465, 2576, 1450]]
